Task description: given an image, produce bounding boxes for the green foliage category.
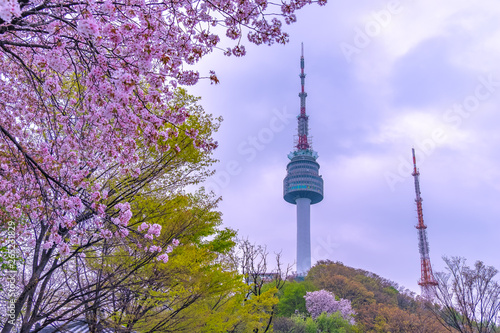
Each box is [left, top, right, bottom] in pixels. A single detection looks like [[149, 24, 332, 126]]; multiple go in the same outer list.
[[0, 246, 9, 270], [205, 227, 237, 254], [305, 317, 317, 333], [0, 246, 11, 292], [276, 281, 317, 317], [274, 313, 359, 333], [230, 286, 280, 333], [85, 187, 286, 333], [316, 312, 352, 332], [79, 188, 275, 333]]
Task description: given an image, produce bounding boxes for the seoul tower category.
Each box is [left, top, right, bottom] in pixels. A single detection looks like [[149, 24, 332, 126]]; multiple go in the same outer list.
[[411, 148, 438, 300], [283, 45, 324, 276]]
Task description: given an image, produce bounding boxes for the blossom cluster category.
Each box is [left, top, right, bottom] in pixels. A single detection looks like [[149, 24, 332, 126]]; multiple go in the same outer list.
[[156, 239, 180, 263], [138, 222, 162, 240], [304, 290, 356, 324], [0, 0, 21, 22]]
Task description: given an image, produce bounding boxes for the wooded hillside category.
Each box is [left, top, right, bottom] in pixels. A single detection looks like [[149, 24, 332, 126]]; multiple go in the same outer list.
[[274, 260, 449, 332]]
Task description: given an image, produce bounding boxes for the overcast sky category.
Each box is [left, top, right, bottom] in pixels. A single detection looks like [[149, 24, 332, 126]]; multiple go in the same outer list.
[[188, 0, 500, 294]]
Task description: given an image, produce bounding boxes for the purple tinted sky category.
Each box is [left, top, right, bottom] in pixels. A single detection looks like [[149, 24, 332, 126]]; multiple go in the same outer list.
[[188, 0, 500, 293]]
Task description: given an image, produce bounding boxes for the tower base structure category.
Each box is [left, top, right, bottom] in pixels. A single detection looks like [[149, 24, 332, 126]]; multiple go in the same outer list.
[[296, 198, 311, 276]]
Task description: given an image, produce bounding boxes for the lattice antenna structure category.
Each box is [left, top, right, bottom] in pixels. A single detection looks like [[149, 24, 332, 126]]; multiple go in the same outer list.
[[283, 44, 324, 277], [297, 43, 310, 150], [412, 148, 438, 300]]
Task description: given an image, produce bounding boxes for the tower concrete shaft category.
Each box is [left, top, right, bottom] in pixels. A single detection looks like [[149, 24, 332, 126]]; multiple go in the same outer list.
[[412, 148, 438, 300], [283, 44, 323, 277], [296, 198, 311, 274]]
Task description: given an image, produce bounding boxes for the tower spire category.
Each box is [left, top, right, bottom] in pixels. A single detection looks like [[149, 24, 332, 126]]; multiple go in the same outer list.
[[297, 43, 309, 150], [411, 148, 438, 300]]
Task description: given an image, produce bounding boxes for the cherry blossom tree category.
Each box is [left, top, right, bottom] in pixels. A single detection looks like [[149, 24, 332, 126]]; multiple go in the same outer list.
[[0, 89, 219, 332], [304, 289, 356, 324], [0, 0, 325, 331]]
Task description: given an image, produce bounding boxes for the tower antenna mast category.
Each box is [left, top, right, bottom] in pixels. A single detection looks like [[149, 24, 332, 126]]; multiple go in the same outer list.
[[412, 148, 438, 300], [297, 42, 309, 150]]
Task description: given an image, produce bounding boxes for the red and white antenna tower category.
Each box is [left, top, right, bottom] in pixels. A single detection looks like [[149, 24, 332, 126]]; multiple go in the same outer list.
[[411, 148, 438, 300], [296, 43, 310, 150]]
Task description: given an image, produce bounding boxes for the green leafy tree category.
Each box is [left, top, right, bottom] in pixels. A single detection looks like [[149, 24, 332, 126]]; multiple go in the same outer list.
[[274, 313, 360, 333], [67, 189, 258, 333], [106, 193, 242, 332], [75, 192, 285, 333], [276, 281, 317, 317]]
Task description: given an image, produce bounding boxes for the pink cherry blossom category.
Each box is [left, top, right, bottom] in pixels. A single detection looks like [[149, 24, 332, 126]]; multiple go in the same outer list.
[[148, 245, 162, 252], [138, 222, 150, 232], [157, 253, 169, 263], [186, 129, 199, 139], [101, 229, 113, 239], [0, 0, 20, 22], [77, 18, 99, 37], [98, 204, 106, 216], [58, 243, 71, 256], [304, 290, 356, 324], [117, 228, 129, 237], [102, 0, 115, 15], [148, 224, 162, 237], [42, 242, 53, 250], [51, 233, 62, 246]]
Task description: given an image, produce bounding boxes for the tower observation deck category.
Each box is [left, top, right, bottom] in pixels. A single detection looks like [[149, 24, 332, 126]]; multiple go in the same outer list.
[[283, 44, 324, 276]]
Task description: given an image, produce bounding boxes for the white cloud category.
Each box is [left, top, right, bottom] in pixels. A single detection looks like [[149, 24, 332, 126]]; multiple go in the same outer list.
[[369, 111, 474, 150], [347, 0, 500, 86]]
